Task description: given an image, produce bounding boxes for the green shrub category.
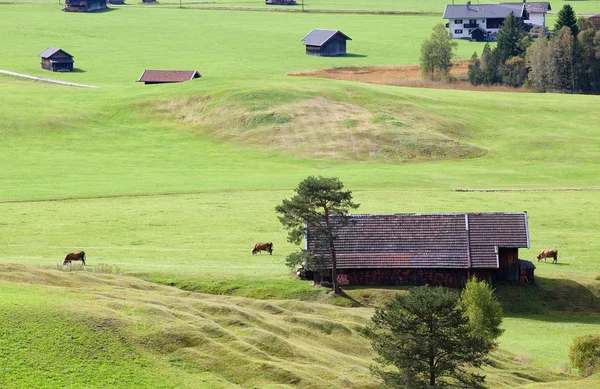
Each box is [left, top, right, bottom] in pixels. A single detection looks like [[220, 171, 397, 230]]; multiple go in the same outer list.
[[569, 334, 600, 376]]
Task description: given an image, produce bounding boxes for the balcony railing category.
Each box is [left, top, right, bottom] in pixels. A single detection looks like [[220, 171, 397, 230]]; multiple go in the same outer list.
[[463, 23, 479, 28]]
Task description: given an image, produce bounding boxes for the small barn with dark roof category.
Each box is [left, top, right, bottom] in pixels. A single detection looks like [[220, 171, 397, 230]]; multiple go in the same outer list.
[[137, 70, 201, 85], [590, 13, 600, 31], [63, 0, 108, 12], [39, 48, 74, 72], [305, 212, 531, 287], [302, 29, 351, 56]]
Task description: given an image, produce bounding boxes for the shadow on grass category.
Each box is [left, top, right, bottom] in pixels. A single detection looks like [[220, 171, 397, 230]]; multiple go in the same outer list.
[[497, 276, 600, 323], [341, 53, 368, 58]]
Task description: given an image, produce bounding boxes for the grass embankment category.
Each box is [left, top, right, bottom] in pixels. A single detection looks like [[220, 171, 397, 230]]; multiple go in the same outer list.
[[1, 264, 590, 388]]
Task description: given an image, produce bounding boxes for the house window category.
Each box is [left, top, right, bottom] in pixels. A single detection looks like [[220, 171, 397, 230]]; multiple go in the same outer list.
[[454, 29, 463, 34], [454, 19, 463, 24]]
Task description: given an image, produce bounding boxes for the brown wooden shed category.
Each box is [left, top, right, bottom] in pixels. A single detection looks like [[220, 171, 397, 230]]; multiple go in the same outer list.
[[63, 0, 107, 12], [137, 70, 201, 85], [302, 29, 351, 56], [305, 212, 531, 288], [590, 13, 600, 31], [38, 48, 74, 72]]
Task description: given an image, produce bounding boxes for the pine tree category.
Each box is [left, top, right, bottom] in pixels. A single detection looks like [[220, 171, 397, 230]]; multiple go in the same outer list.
[[496, 12, 528, 63], [370, 286, 492, 389], [554, 4, 579, 37]]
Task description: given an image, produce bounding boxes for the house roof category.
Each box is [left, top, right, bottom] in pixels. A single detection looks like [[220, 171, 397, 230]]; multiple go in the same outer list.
[[38, 47, 73, 59], [443, 4, 525, 19], [137, 70, 201, 83], [306, 212, 530, 270], [501, 2, 551, 13], [302, 29, 352, 47]]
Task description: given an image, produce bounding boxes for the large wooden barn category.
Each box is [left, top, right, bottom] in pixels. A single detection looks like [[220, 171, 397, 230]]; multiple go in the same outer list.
[[137, 70, 201, 85], [38, 48, 74, 72], [63, 0, 107, 12], [305, 212, 531, 287], [302, 29, 351, 56]]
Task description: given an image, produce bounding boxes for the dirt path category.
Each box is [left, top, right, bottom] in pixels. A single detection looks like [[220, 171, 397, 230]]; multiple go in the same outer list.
[[291, 63, 530, 93], [0, 69, 99, 88]]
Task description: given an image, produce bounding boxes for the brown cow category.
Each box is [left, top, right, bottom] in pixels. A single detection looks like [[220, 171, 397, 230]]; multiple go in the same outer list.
[[63, 251, 86, 265], [252, 242, 273, 255], [537, 249, 558, 263]]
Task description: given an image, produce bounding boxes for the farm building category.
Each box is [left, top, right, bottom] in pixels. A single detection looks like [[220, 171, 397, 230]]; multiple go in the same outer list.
[[590, 13, 600, 30], [302, 29, 351, 56], [266, 0, 296, 4], [137, 70, 201, 85], [38, 48, 74, 72], [305, 212, 532, 287], [142, 0, 156, 3], [108, 0, 124, 4], [443, 2, 551, 41], [63, 0, 108, 12]]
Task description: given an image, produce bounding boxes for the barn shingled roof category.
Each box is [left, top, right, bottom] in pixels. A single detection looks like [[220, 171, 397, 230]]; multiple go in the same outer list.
[[306, 212, 529, 270], [38, 47, 73, 59], [301, 29, 352, 47], [137, 70, 201, 83]]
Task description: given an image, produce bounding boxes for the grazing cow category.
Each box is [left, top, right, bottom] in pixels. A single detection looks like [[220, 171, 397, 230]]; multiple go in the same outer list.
[[537, 249, 558, 264], [63, 251, 86, 265], [252, 242, 273, 255]]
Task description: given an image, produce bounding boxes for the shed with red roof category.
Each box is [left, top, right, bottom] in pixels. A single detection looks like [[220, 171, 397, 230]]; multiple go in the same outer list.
[[137, 70, 201, 85], [305, 212, 531, 287]]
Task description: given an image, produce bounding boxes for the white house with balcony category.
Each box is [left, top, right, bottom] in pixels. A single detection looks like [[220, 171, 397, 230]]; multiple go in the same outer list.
[[443, 1, 551, 42]]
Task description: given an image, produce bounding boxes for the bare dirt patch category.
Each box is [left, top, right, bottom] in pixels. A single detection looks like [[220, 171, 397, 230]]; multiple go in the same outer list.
[[292, 62, 530, 93]]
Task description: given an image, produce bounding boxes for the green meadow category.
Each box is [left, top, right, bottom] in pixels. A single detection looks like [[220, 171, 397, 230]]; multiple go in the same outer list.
[[1, 2, 599, 388]]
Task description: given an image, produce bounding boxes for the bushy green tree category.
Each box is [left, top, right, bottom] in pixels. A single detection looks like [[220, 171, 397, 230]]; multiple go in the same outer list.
[[569, 334, 600, 376], [550, 27, 576, 91], [526, 35, 552, 91], [370, 286, 492, 389], [420, 24, 458, 80], [275, 176, 359, 294], [468, 52, 484, 85], [554, 4, 579, 37], [460, 277, 504, 349]]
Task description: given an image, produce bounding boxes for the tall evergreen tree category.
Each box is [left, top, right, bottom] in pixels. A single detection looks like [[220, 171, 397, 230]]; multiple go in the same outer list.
[[275, 176, 359, 295], [554, 4, 579, 37], [496, 12, 528, 63], [370, 287, 492, 389]]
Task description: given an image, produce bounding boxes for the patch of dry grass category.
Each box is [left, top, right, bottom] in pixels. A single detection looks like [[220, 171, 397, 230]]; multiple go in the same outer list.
[[152, 94, 486, 162]]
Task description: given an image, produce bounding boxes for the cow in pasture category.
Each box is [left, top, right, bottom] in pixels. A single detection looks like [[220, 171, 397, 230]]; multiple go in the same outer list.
[[537, 249, 558, 264], [252, 242, 273, 255], [63, 251, 86, 265]]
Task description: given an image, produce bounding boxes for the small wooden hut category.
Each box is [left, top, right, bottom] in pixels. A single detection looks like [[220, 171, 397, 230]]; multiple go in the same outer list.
[[137, 70, 201, 85], [63, 0, 107, 12], [302, 29, 351, 56], [38, 48, 74, 72], [590, 13, 600, 31], [304, 212, 532, 287]]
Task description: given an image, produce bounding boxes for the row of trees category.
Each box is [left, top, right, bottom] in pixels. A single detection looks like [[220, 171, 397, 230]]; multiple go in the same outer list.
[[420, 5, 600, 94], [468, 5, 600, 94]]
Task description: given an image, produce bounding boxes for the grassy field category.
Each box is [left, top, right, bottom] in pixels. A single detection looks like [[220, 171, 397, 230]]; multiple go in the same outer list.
[[1, 2, 600, 388], [5, 0, 600, 14]]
